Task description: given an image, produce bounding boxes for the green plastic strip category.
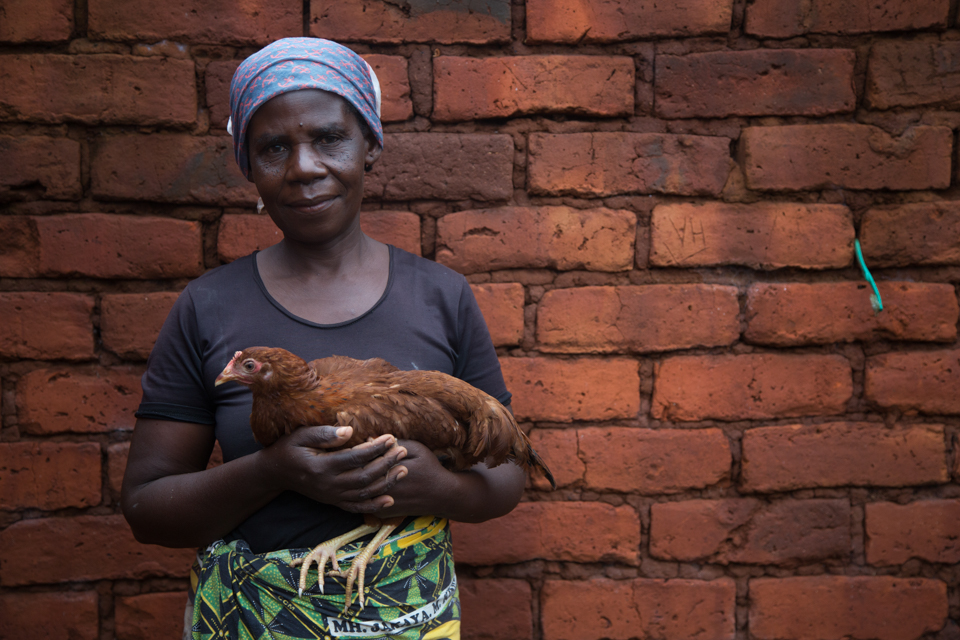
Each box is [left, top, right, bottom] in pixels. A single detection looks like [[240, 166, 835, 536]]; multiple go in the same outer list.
[[854, 239, 883, 314]]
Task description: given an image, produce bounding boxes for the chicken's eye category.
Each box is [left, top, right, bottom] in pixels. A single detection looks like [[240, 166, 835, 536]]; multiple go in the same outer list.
[[242, 359, 257, 372]]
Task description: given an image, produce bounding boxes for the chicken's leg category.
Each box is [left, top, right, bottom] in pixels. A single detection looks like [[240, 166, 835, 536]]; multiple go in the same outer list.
[[290, 519, 381, 597], [342, 516, 406, 613]]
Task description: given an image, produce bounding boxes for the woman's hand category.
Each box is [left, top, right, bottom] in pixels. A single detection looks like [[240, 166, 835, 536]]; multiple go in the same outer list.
[[258, 425, 408, 513]]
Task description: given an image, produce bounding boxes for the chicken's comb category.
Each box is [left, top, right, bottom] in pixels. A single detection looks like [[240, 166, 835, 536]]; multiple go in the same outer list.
[[227, 350, 243, 367]]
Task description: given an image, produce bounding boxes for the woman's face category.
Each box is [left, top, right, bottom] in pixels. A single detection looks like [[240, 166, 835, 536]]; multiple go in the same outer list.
[[246, 89, 381, 246]]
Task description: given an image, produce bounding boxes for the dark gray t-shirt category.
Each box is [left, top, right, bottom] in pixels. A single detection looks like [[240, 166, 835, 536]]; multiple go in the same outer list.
[[136, 246, 510, 552]]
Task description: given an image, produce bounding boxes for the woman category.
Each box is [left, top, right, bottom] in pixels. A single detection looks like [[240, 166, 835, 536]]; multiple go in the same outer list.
[[121, 38, 525, 640]]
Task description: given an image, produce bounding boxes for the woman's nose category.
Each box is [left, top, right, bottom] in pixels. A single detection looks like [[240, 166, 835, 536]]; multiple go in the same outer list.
[[288, 143, 328, 182]]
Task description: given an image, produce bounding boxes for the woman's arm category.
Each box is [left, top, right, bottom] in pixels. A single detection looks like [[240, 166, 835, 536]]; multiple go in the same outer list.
[[121, 419, 407, 548]]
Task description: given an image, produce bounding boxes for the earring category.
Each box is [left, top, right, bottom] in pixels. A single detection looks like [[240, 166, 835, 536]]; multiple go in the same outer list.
[[364, 164, 372, 172], [256, 197, 265, 214]]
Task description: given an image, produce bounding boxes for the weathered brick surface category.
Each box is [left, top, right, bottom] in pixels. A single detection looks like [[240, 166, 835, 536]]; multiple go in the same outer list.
[[89, 0, 302, 44], [0, 515, 194, 585], [749, 576, 948, 640], [218, 211, 421, 262], [0, 442, 101, 510], [741, 124, 952, 191], [310, 0, 511, 44], [528, 429, 584, 489], [0, 0, 73, 43], [650, 499, 850, 564], [541, 578, 736, 640], [656, 49, 855, 118], [0, 293, 95, 360], [0, 55, 196, 125], [365, 134, 513, 201], [437, 207, 635, 273], [91, 134, 258, 205], [434, 55, 634, 121], [115, 592, 188, 640], [107, 442, 130, 495], [578, 427, 731, 494], [866, 500, 960, 565], [101, 293, 179, 360], [745, 0, 950, 37], [36, 214, 203, 279], [0, 591, 99, 640], [537, 285, 739, 353], [471, 283, 524, 347], [453, 502, 639, 565], [741, 423, 948, 492], [500, 358, 640, 422], [865, 350, 960, 415], [527, 0, 734, 42], [0, 216, 39, 277], [653, 354, 852, 422], [362, 54, 414, 122], [528, 132, 731, 197], [18, 367, 142, 435], [650, 202, 854, 269], [867, 41, 960, 109], [204, 60, 240, 129], [459, 579, 532, 640], [860, 202, 960, 267], [745, 282, 958, 345], [0, 135, 81, 200]]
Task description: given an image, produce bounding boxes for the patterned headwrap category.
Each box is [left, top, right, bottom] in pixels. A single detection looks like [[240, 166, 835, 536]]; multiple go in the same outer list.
[[228, 37, 383, 180]]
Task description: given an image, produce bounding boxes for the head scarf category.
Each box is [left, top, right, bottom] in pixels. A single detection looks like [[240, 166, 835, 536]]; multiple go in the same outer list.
[[227, 37, 383, 180]]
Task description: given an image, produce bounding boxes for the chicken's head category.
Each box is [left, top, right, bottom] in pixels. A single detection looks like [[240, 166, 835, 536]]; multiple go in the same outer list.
[[215, 350, 268, 387], [214, 346, 312, 390]]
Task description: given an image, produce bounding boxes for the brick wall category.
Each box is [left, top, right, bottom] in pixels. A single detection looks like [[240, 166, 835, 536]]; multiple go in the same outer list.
[[1, 0, 959, 638]]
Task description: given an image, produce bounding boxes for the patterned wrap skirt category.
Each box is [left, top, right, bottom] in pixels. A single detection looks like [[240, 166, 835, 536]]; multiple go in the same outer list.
[[187, 516, 460, 640]]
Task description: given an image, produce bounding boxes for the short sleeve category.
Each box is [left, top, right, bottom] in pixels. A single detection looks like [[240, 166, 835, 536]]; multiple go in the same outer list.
[[135, 287, 216, 425], [452, 280, 512, 407]]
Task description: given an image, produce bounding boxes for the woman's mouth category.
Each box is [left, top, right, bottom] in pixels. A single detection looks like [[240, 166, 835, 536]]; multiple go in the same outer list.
[[286, 196, 336, 214]]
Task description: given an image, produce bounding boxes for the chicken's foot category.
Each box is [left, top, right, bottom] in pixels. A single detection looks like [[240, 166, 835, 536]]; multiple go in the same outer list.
[[290, 522, 380, 597], [342, 516, 406, 613]]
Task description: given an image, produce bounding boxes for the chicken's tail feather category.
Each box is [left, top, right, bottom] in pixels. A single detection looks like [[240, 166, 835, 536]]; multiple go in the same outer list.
[[526, 445, 556, 490]]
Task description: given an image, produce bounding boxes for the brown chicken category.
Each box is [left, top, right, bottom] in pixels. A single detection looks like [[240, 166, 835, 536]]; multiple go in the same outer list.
[[214, 346, 554, 610]]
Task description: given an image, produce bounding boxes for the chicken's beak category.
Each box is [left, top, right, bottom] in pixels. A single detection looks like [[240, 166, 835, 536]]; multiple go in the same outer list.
[[215, 351, 243, 386]]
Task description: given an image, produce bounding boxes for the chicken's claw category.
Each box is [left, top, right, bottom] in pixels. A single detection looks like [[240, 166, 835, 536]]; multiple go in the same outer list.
[[289, 523, 380, 598], [340, 518, 403, 613]]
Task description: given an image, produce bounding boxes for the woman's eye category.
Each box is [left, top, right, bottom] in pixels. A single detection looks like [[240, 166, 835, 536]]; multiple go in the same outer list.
[[317, 135, 340, 145], [267, 144, 286, 154]]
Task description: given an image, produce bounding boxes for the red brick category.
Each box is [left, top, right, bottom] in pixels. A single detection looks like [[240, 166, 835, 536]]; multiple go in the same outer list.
[[0, 135, 81, 200], [359, 211, 422, 255], [746, 282, 958, 346], [0, 0, 72, 43], [741, 422, 948, 492], [310, 0, 510, 44], [366, 133, 513, 201], [0, 515, 194, 585], [0, 216, 39, 276], [537, 285, 739, 354], [0, 55, 196, 125], [500, 357, 639, 422], [653, 354, 852, 422], [108, 442, 130, 495], [453, 502, 639, 565], [578, 427, 730, 494], [528, 132, 731, 197], [657, 49, 855, 118], [362, 54, 413, 123], [541, 578, 736, 640], [528, 429, 584, 489], [0, 591, 98, 640], [471, 283, 524, 347], [115, 592, 188, 640], [37, 214, 203, 279], [91, 134, 258, 205], [650, 202, 854, 269], [867, 41, 960, 109], [0, 292, 95, 360], [0, 442, 101, 510], [865, 349, 960, 415], [749, 576, 947, 640], [650, 499, 850, 564], [436, 207, 635, 274], [18, 367, 142, 435], [89, 0, 301, 44], [204, 60, 240, 129], [860, 202, 960, 267], [746, 0, 949, 37], [460, 579, 532, 640], [741, 124, 952, 191], [866, 500, 960, 565], [101, 292, 179, 360], [527, 0, 734, 42], [434, 55, 634, 121]]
